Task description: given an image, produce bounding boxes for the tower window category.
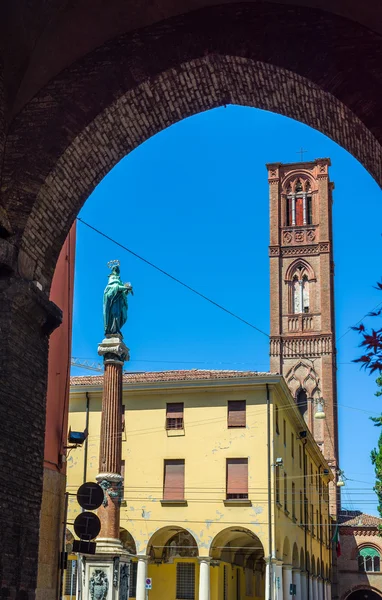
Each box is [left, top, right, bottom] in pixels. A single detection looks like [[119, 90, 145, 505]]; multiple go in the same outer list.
[[291, 268, 311, 314], [296, 389, 308, 422], [358, 548, 380, 572]]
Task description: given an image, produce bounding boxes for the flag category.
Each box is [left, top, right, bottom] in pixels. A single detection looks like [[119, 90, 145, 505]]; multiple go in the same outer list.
[[332, 523, 341, 557]]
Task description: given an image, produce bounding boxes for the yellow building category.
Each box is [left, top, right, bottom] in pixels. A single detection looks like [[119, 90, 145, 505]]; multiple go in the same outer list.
[[66, 370, 333, 600]]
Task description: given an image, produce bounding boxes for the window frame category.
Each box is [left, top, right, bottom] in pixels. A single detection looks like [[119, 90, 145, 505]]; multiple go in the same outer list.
[[176, 562, 195, 600], [166, 402, 184, 431], [226, 458, 249, 500], [227, 400, 246, 429], [163, 459, 185, 501]]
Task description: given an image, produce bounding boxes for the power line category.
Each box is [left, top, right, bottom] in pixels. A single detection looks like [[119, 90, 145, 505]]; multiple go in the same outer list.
[[77, 217, 269, 338]]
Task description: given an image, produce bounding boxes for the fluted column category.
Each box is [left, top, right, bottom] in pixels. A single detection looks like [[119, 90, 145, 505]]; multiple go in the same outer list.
[[96, 334, 129, 545]]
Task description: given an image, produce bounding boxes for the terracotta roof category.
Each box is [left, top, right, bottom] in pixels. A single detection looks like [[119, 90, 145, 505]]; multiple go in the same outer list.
[[338, 510, 382, 527], [71, 369, 274, 387]]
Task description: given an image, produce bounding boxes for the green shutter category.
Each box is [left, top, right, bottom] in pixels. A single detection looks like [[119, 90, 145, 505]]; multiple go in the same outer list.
[[359, 547, 380, 558]]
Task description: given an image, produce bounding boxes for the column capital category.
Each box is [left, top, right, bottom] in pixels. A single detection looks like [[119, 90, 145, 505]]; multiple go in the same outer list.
[[136, 554, 150, 562], [282, 564, 293, 571], [98, 335, 130, 363], [197, 556, 212, 564]]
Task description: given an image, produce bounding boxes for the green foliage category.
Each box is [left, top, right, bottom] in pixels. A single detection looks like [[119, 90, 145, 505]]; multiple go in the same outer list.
[[371, 377, 382, 519]]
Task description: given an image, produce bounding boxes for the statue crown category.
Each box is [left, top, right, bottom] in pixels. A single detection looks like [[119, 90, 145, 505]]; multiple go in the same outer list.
[[107, 259, 120, 270]]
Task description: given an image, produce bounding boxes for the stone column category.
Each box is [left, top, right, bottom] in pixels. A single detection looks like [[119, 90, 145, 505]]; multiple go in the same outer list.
[[300, 571, 308, 600], [275, 561, 283, 600], [313, 577, 318, 600], [198, 557, 211, 600], [283, 564, 293, 600], [293, 569, 301, 600], [318, 577, 324, 600], [136, 555, 149, 600], [325, 581, 332, 600], [309, 575, 314, 600], [96, 334, 129, 550], [265, 559, 274, 600]]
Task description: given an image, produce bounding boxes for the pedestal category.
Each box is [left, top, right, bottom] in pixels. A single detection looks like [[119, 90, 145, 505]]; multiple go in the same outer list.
[[79, 554, 131, 600]]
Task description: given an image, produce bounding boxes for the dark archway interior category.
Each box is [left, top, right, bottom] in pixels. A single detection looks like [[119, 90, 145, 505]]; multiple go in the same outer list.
[[347, 591, 382, 600]]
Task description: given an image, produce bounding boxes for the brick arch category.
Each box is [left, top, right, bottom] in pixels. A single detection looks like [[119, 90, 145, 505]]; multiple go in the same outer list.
[[284, 259, 316, 283], [342, 585, 382, 600], [351, 541, 382, 561], [1, 2, 380, 290]]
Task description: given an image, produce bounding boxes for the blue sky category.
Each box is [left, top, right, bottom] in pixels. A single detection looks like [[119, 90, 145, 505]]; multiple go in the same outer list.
[[72, 106, 382, 515]]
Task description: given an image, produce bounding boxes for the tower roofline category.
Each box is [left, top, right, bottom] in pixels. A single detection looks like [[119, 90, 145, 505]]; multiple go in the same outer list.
[[266, 157, 331, 170]]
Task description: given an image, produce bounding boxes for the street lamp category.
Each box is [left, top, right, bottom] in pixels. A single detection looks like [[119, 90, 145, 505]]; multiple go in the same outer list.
[[336, 470, 346, 487], [314, 398, 326, 420]]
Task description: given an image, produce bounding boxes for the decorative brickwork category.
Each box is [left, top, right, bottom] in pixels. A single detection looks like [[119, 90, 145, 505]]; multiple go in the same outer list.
[[268, 159, 339, 515]]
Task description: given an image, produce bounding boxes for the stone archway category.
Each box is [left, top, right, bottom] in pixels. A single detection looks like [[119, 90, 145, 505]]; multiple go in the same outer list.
[[345, 589, 382, 600], [1, 3, 382, 597]]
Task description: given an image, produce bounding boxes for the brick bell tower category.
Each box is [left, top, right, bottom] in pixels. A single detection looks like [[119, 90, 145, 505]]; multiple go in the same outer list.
[[267, 158, 339, 515]]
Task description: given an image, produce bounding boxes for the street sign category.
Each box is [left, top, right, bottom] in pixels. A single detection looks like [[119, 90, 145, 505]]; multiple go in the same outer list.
[[72, 540, 97, 555], [145, 578, 152, 590], [74, 511, 101, 540], [77, 482, 104, 510]]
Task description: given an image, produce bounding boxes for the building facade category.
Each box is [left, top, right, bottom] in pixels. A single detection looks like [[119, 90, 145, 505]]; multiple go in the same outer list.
[[337, 511, 382, 600], [267, 159, 339, 515], [37, 225, 76, 600], [66, 370, 332, 600]]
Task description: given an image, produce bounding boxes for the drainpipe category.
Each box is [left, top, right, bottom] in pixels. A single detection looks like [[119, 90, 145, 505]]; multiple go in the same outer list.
[[319, 465, 323, 582], [266, 384, 273, 600], [83, 392, 90, 485], [303, 439, 309, 600]]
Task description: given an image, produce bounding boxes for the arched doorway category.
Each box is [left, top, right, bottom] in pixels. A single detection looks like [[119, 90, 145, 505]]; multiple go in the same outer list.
[[143, 527, 199, 600], [210, 527, 265, 599]]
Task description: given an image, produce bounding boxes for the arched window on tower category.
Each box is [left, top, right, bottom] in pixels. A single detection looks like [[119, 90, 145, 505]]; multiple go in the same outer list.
[[358, 548, 381, 572], [296, 389, 308, 422], [291, 270, 310, 314], [295, 179, 304, 225]]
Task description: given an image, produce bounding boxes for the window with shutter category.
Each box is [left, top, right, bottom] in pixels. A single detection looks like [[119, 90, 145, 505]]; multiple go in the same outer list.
[[166, 403, 184, 430], [163, 459, 185, 500], [226, 458, 248, 499], [228, 400, 246, 428]]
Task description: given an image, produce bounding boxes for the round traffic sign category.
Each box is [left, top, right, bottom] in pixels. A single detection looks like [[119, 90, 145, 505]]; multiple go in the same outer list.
[[77, 482, 104, 510], [74, 511, 101, 540]]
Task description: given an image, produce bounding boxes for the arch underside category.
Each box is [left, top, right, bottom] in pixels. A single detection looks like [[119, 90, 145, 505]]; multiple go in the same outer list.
[[0, 2, 381, 290]]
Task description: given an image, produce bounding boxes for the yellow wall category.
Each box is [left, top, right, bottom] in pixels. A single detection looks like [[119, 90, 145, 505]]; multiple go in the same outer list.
[[67, 375, 332, 597]]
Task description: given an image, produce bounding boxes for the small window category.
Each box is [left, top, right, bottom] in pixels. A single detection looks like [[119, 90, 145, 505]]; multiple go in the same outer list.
[[311, 504, 314, 535], [176, 563, 195, 599], [226, 458, 248, 499], [299, 445, 302, 469], [283, 420, 287, 447], [163, 459, 185, 500], [276, 469, 280, 504], [129, 563, 138, 598], [292, 482, 296, 519], [300, 491, 303, 525], [316, 510, 319, 538], [228, 400, 246, 428], [166, 403, 184, 430], [275, 406, 280, 434], [284, 472, 288, 511], [291, 433, 294, 458], [307, 196, 313, 224]]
